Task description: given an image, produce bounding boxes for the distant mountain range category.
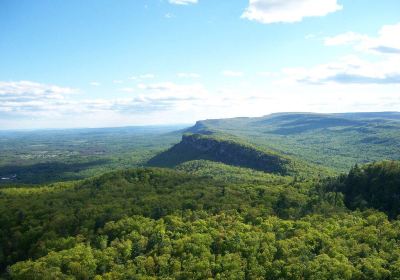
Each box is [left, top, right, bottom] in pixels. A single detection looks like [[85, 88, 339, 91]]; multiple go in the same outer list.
[[149, 112, 400, 172]]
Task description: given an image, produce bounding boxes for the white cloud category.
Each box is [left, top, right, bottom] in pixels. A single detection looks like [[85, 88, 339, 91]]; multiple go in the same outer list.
[[324, 32, 368, 46], [242, 0, 342, 24], [90, 82, 101, 86], [283, 22, 400, 85], [169, 0, 198, 5], [324, 22, 400, 54], [0, 81, 205, 122], [0, 81, 77, 116], [113, 80, 123, 84], [0, 81, 75, 99], [1, 80, 400, 129], [281, 55, 400, 85], [222, 70, 244, 77], [177, 72, 200, 78]]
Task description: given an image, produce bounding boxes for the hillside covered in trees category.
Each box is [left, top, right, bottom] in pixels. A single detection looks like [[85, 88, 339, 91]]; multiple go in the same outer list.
[[149, 134, 293, 174], [187, 112, 400, 172], [1, 113, 400, 279], [1, 161, 400, 279]]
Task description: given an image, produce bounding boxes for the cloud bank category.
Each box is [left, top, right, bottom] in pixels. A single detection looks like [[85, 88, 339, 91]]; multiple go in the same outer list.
[[281, 23, 400, 85], [0, 81, 206, 120], [324, 22, 400, 55], [283, 55, 400, 85], [242, 0, 342, 24]]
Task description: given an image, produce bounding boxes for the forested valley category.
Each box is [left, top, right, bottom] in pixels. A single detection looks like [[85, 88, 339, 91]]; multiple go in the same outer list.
[[1, 112, 400, 279]]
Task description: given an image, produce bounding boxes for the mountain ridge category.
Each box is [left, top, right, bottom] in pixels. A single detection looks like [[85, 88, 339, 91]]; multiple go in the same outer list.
[[182, 112, 400, 171], [147, 133, 291, 174]]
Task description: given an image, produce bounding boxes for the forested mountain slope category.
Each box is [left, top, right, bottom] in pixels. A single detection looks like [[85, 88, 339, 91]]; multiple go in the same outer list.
[[186, 112, 400, 171], [148, 134, 290, 174], [1, 161, 400, 279], [176, 160, 291, 184], [147, 133, 331, 177]]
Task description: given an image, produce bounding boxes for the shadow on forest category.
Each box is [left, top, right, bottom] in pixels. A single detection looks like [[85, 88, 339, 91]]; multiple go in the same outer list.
[[0, 159, 110, 185]]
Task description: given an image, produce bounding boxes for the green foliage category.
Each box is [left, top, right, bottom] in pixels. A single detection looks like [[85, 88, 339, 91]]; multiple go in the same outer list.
[[148, 133, 332, 178], [176, 160, 291, 184], [1, 160, 400, 279], [148, 133, 290, 174], [322, 161, 400, 218], [10, 244, 97, 280], [8, 211, 400, 280], [187, 112, 400, 172], [0, 168, 315, 274]]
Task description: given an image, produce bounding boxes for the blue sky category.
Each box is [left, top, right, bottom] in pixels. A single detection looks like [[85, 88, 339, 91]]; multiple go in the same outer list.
[[1, 0, 400, 129]]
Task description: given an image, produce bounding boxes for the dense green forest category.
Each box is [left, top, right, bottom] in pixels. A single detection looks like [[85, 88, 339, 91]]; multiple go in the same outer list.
[[1, 162, 400, 279], [321, 161, 400, 218], [1, 113, 400, 279]]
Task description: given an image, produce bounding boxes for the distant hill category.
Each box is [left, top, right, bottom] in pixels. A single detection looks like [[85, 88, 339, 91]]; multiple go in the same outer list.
[[148, 134, 290, 174], [147, 133, 330, 177], [335, 111, 400, 120], [185, 112, 400, 171]]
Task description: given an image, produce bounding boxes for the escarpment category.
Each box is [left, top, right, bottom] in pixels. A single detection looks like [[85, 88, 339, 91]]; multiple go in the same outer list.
[[147, 134, 290, 174]]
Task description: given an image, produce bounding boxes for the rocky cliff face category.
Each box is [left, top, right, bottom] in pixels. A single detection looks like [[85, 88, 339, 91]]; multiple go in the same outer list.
[[148, 134, 289, 174]]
